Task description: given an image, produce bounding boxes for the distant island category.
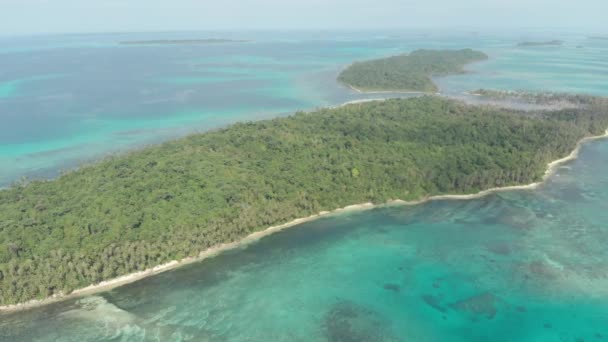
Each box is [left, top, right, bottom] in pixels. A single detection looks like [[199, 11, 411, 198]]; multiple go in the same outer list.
[[337, 49, 488, 93], [517, 40, 563, 47], [119, 39, 249, 45], [588, 36, 608, 40], [2, 94, 608, 307]]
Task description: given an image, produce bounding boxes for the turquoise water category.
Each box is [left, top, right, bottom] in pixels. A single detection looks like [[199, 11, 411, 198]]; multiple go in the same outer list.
[[2, 30, 608, 186], [2, 30, 608, 341], [2, 138, 608, 341]]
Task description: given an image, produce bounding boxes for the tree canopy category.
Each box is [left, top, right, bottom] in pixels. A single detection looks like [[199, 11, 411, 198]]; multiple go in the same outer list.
[[338, 49, 488, 93], [1, 95, 608, 305]]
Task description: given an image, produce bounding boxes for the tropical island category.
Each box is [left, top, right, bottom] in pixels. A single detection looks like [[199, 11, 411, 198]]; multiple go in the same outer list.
[[470, 89, 597, 108], [1, 93, 608, 307], [337, 49, 488, 93], [119, 39, 249, 45], [517, 40, 563, 47]]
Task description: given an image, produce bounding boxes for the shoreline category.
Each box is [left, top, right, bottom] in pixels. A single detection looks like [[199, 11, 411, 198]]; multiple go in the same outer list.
[[345, 83, 435, 95], [1, 130, 607, 314], [338, 98, 388, 107]]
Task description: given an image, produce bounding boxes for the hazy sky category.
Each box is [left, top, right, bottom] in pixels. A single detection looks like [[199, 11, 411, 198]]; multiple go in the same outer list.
[[2, 0, 607, 35]]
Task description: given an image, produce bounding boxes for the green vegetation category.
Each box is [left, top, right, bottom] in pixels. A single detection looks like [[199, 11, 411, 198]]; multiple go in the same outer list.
[[337, 49, 488, 93], [120, 39, 249, 45], [2, 95, 608, 305], [471, 89, 596, 106], [517, 40, 563, 47]]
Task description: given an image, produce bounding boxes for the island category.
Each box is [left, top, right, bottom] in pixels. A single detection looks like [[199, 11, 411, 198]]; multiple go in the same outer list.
[[337, 49, 488, 93], [517, 40, 563, 47], [119, 39, 249, 45], [588, 36, 608, 40], [469, 89, 597, 107], [1, 94, 608, 307]]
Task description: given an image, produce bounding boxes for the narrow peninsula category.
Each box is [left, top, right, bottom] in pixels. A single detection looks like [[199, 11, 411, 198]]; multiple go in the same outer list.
[[337, 49, 488, 93], [517, 40, 563, 47], [2, 95, 608, 308]]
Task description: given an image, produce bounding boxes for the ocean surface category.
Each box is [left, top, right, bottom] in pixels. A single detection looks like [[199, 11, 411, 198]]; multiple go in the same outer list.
[[2, 30, 608, 341], [2, 30, 608, 186]]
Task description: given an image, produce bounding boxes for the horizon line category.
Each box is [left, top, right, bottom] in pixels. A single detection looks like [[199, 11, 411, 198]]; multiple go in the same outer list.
[[1, 26, 606, 39]]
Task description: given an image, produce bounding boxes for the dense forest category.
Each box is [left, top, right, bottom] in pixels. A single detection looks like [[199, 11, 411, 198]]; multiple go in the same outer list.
[[337, 49, 488, 93], [471, 89, 600, 107], [2, 95, 608, 305]]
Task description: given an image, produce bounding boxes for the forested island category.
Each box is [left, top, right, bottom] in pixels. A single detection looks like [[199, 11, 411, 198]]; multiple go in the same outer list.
[[470, 89, 596, 107], [517, 40, 563, 47], [2, 95, 608, 306], [337, 49, 488, 93], [119, 39, 249, 45]]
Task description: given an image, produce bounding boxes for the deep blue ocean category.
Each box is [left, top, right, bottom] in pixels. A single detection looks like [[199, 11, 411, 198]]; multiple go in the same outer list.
[[1, 30, 608, 341]]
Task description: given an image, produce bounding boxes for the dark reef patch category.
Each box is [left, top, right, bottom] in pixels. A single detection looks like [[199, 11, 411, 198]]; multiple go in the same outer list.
[[450, 293, 498, 319], [485, 242, 512, 256], [383, 284, 401, 292], [322, 300, 399, 342], [525, 261, 562, 281], [557, 186, 587, 202], [422, 294, 446, 313], [483, 206, 536, 230]]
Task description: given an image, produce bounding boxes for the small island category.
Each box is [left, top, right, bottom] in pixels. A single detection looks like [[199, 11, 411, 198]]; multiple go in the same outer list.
[[2, 94, 608, 307], [119, 39, 249, 45], [588, 36, 608, 40], [517, 40, 563, 47], [337, 49, 488, 93]]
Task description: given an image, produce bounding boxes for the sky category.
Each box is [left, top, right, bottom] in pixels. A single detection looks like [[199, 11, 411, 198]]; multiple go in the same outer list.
[[1, 0, 607, 35]]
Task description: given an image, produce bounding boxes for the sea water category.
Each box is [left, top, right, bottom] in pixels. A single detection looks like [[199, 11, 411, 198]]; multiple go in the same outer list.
[[1, 30, 608, 341], [2, 30, 608, 186]]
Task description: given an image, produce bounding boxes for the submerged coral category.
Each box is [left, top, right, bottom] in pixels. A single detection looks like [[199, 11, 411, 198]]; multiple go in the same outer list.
[[322, 300, 399, 342]]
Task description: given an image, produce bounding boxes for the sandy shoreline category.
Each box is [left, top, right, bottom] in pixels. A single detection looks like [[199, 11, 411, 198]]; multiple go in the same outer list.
[[338, 98, 388, 107], [1, 129, 607, 313], [0, 202, 376, 313], [345, 83, 433, 95]]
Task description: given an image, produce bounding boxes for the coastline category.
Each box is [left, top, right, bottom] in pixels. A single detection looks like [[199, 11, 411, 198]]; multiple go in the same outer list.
[[338, 98, 388, 107], [1, 129, 607, 314], [345, 83, 435, 95]]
